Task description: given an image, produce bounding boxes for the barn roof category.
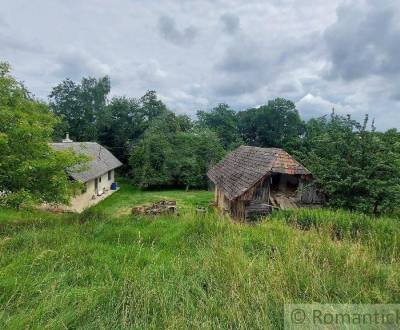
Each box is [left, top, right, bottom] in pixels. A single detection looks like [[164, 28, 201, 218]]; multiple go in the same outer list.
[[49, 142, 122, 182], [207, 146, 310, 200]]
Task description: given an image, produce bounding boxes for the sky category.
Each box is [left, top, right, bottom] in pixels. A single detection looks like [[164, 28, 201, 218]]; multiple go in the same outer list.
[[1, 0, 400, 129]]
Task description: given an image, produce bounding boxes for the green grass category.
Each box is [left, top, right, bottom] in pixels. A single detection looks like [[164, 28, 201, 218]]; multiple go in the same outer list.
[[1, 182, 400, 329], [93, 181, 213, 216]]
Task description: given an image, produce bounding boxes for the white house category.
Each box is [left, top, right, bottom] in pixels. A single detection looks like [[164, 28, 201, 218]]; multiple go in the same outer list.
[[48, 135, 122, 212]]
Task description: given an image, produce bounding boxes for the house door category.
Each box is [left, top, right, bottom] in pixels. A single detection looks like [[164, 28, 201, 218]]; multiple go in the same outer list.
[[94, 178, 98, 195]]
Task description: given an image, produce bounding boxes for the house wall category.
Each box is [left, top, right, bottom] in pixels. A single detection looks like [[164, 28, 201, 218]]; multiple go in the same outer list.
[[95, 170, 115, 195], [68, 179, 97, 212], [44, 169, 117, 213]]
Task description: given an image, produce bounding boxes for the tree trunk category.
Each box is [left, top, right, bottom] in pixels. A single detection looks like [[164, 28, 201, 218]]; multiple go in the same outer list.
[[373, 200, 379, 214]]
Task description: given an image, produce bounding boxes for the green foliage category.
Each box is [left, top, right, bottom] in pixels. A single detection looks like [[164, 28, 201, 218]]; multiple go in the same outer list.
[[0, 62, 87, 208], [237, 98, 305, 151], [49, 76, 110, 141], [97, 96, 144, 164], [1, 185, 400, 328], [130, 114, 224, 189], [97, 91, 171, 166], [197, 99, 304, 152], [299, 113, 400, 214], [196, 99, 400, 214], [139, 90, 168, 121], [43, 70, 400, 215], [197, 103, 243, 150]]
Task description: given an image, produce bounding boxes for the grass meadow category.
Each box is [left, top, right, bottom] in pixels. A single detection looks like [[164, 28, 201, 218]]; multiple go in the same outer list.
[[1, 182, 400, 329]]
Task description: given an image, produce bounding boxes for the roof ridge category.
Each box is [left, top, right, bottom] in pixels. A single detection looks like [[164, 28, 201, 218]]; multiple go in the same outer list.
[[240, 145, 284, 151], [49, 142, 122, 182]]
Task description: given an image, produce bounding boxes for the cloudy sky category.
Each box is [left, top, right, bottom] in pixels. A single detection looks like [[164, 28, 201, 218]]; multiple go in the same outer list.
[[1, 0, 400, 129]]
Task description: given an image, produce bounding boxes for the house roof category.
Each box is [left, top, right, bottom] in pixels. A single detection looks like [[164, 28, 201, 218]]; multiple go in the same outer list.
[[49, 142, 122, 182], [207, 146, 310, 200]]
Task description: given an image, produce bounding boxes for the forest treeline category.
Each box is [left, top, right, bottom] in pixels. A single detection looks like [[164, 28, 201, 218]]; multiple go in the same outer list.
[[1, 64, 400, 214]]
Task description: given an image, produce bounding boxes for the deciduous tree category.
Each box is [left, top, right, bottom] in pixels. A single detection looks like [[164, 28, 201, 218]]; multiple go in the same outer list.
[[49, 76, 110, 141], [0, 63, 87, 208]]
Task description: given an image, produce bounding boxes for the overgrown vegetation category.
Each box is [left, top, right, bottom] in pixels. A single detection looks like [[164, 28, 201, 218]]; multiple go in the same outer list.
[[129, 114, 224, 189], [45, 69, 400, 214], [1, 61, 400, 213], [297, 114, 400, 214], [0, 63, 87, 208], [1, 184, 400, 328]]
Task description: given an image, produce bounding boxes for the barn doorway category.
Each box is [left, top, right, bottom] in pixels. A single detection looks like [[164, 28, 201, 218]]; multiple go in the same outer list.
[[270, 173, 300, 193]]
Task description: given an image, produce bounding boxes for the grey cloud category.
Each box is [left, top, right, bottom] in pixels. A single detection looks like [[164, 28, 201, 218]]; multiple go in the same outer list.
[[276, 79, 303, 95], [324, 0, 400, 81], [53, 48, 110, 81], [216, 37, 263, 73], [112, 59, 167, 92], [2, 0, 400, 130], [0, 15, 8, 27], [214, 33, 279, 98], [216, 30, 321, 75], [220, 13, 240, 35], [214, 78, 260, 96], [391, 82, 400, 100], [157, 15, 198, 46], [0, 13, 43, 55], [0, 32, 43, 54], [136, 59, 167, 83], [296, 93, 337, 119], [213, 32, 320, 98]]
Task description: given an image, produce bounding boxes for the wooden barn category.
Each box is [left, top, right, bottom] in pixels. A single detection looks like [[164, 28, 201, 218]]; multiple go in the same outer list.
[[207, 146, 324, 220]]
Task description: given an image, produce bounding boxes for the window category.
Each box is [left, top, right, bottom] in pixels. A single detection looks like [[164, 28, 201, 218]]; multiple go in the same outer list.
[[99, 176, 102, 183], [108, 170, 112, 181]]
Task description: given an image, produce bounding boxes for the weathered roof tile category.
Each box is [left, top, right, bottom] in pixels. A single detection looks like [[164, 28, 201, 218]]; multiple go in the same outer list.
[[207, 146, 310, 200], [49, 142, 122, 182]]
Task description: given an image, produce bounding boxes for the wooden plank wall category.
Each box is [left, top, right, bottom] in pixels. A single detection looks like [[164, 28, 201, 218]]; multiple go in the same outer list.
[[215, 186, 230, 211], [215, 173, 324, 221]]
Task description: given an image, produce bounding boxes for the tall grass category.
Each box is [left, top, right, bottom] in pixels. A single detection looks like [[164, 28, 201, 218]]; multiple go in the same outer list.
[[1, 190, 400, 329], [268, 208, 400, 262]]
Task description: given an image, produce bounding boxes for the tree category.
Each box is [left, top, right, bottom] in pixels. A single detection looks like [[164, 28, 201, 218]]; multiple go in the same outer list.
[[97, 96, 145, 165], [174, 128, 225, 190], [176, 114, 193, 132], [130, 112, 224, 189], [236, 107, 259, 145], [49, 82, 176, 174], [300, 113, 400, 214], [129, 113, 180, 187], [0, 63, 86, 208], [237, 98, 305, 151], [49, 76, 110, 141], [139, 90, 168, 121], [96, 91, 172, 167], [197, 103, 242, 150]]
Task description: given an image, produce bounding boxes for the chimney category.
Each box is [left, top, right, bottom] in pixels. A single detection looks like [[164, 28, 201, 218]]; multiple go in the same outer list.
[[62, 132, 73, 143]]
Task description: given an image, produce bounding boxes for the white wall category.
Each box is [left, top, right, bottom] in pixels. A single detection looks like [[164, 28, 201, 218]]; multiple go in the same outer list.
[[95, 170, 115, 194], [50, 169, 116, 212]]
